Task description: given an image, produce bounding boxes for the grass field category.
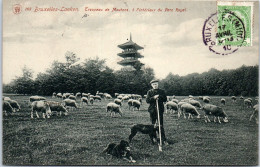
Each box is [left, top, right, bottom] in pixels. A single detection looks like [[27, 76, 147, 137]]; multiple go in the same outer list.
[[2, 95, 258, 165]]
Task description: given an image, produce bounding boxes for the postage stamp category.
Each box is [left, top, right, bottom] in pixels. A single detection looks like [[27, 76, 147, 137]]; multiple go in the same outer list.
[[217, 1, 253, 46]]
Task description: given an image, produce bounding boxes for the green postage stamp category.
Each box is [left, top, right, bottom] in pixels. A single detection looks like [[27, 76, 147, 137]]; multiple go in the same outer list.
[[217, 1, 253, 46]]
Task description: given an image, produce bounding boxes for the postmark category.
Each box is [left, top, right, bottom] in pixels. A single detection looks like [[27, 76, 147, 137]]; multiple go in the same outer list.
[[202, 12, 239, 55], [217, 2, 253, 46]]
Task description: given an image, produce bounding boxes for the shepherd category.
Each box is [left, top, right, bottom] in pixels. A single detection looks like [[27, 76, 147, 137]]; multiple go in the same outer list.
[[146, 79, 168, 147]]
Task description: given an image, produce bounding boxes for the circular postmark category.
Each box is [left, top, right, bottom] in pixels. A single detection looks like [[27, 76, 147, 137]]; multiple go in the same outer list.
[[217, 8, 246, 46], [13, 4, 22, 15], [202, 12, 243, 55]]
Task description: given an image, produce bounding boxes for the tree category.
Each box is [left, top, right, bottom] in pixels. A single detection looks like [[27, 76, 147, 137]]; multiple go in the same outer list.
[[12, 66, 34, 95]]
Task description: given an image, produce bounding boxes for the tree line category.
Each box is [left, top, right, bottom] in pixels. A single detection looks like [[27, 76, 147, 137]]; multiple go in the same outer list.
[[3, 52, 259, 97]]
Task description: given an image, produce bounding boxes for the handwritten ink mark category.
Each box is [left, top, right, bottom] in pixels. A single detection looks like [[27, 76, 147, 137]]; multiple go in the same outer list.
[[82, 13, 89, 18]]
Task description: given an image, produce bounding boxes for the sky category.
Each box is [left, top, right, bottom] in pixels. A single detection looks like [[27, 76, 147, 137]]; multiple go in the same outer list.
[[3, 0, 259, 84]]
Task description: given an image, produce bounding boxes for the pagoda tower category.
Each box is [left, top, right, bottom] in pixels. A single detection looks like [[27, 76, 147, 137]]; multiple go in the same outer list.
[[117, 34, 144, 69]]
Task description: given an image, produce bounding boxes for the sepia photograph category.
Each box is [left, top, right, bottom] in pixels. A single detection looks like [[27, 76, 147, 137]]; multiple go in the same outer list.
[[2, 0, 259, 165]]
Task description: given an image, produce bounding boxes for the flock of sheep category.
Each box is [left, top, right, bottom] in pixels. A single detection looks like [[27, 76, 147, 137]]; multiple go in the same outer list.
[[2, 92, 259, 124]]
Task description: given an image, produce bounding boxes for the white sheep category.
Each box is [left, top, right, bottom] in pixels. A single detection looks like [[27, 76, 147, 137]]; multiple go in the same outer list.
[[63, 99, 78, 110], [132, 100, 141, 111], [75, 92, 81, 98], [231, 96, 236, 103], [89, 98, 94, 105], [165, 101, 180, 117], [4, 99, 21, 112], [128, 99, 133, 110], [3, 101, 14, 116], [47, 101, 68, 116], [181, 103, 200, 119], [82, 93, 88, 98], [202, 104, 228, 123], [106, 102, 122, 117], [220, 98, 226, 105], [69, 95, 76, 100], [52, 92, 57, 98], [189, 99, 202, 108], [57, 93, 63, 98], [244, 98, 253, 108], [114, 98, 122, 106], [171, 99, 179, 104], [31, 101, 52, 119], [81, 97, 89, 106], [203, 97, 210, 103]]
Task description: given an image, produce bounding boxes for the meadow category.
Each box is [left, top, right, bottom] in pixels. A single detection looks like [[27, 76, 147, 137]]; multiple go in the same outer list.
[[2, 95, 258, 165]]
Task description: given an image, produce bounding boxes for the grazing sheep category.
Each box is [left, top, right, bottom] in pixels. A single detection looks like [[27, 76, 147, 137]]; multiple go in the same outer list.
[[231, 96, 236, 103], [81, 97, 89, 106], [4, 99, 21, 112], [172, 95, 175, 99], [69, 95, 76, 100], [75, 92, 81, 98], [144, 95, 147, 98], [240, 96, 244, 100], [132, 100, 141, 111], [181, 103, 200, 119], [57, 93, 63, 98], [29, 96, 46, 103], [188, 95, 194, 99], [204, 96, 211, 100], [52, 92, 57, 98], [93, 95, 102, 101], [114, 99, 122, 106], [247, 98, 253, 102], [97, 92, 104, 98], [203, 97, 210, 103], [244, 99, 253, 108], [202, 104, 228, 124], [122, 96, 130, 101], [138, 98, 142, 105], [180, 98, 190, 103], [104, 94, 112, 100], [47, 101, 68, 116], [189, 99, 202, 108], [106, 102, 122, 117], [115, 93, 119, 97], [198, 96, 203, 100], [171, 99, 179, 104], [63, 99, 78, 110], [178, 101, 187, 108], [82, 93, 88, 98], [31, 101, 52, 119], [220, 98, 226, 105], [3, 101, 14, 116], [89, 98, 94, 105], [63, 93, 70, 99], [250, 104, 258, 124], [165, 101, 179, 117], [117, 95, 123, 100], [128, 99, 133, 110], [3, 97, 12, 101]]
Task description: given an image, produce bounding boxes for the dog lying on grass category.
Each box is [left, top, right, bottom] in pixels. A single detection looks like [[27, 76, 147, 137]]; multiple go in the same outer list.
[[129, 124, 159, 144], [103, 140, 136, 163]]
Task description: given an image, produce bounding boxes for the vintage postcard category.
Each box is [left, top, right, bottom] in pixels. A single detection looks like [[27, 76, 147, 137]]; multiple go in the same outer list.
[[2, 0, 259, 166]]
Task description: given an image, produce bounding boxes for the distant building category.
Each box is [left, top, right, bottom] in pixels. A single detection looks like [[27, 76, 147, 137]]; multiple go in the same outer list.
[[117, 34, 144, 69]]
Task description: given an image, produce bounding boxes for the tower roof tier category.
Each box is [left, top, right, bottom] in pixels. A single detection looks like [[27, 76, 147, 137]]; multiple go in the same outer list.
[[118, 40, 144, 50], [117, 52, 144, 58], [117, 59, 144, 66]]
